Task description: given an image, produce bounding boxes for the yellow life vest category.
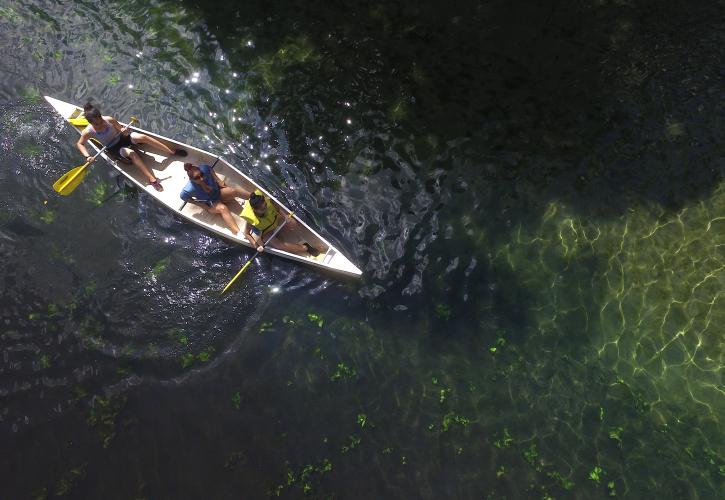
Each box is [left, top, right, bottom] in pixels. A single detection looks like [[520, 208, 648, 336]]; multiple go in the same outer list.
[[240, 190, 279, 233]]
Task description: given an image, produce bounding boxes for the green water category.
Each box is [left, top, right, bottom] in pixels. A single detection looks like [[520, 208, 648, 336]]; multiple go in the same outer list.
[[0, 0, 723, 498]]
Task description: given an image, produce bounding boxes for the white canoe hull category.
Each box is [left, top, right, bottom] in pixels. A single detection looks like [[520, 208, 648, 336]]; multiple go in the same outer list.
[[45, 96, 362, 277]]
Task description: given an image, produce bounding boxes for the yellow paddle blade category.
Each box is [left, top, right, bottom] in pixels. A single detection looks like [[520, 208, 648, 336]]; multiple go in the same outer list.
[[52, 163, 90, 196], [68, 117, 89, 127], [221, 259, 254, 294]]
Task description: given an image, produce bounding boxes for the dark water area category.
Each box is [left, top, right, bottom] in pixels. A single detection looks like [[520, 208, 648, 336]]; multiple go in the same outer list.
[[1, 0, 724, 498]]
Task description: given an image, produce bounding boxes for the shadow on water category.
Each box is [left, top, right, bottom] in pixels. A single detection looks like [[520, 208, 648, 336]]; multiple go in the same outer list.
[[183, 0, 725, 216]]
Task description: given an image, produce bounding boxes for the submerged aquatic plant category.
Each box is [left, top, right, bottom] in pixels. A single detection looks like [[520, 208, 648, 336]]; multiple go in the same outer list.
[[259, 321, 274, 334], [169, 328, 189, 345], [547, 470, 575, 490], [198, 346, 215, 362], [523, 442, 541, 471], [269, 457, 333, 497], [250, 36, 320, 90], [38, 354, 50, 369], [439, 388, 450, 404], [180, 352, 195, 368], [16, 140, 42, 157], [589, 465, 604, 483], [46, 303, 59, 317], [330, 362, 356, 382], [38, 208, 55, 224], [608, 426, 623, 446], [307, 312, 324, 327], [87, 395, 126, 448], [435, 303, 452, 320], [106, 73, 121, 86], [493, 427, 513, 449], [357, 414, 368, 428], [608, 480, 617, 496], [489, 335, 506, 354], [54, 463, 87, 496], [0, 6, 21, 22], [341, 435, 361, 454], [19, 86, 41, 103], [151, 256, 171, 277], [441, 413, 470, 432], [86, 181, 112, 207]]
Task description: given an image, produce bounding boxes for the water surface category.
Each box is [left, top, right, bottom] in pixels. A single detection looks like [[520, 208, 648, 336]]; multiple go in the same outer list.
[[0, 0, 723, 498]]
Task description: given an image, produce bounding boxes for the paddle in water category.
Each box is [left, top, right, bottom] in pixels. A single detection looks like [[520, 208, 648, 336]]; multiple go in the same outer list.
[[221, 214, 292, 294], [52, 117, 138, 196]]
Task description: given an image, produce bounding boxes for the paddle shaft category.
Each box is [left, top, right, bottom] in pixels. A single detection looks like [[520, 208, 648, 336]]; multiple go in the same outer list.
[[221, 214, 292, 294]]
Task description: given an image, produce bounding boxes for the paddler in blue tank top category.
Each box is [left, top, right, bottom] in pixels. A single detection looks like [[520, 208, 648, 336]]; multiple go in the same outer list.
[[240, 191, 320, 256], [180, 162, 251, 234], [76, 102, 188, 191]]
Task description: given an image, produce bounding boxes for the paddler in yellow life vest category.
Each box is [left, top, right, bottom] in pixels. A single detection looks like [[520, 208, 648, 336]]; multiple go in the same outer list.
[[241, 190, 320, 256]]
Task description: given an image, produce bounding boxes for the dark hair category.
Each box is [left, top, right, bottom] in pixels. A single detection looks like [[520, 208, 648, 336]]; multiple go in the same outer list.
[[183, 163, 199, 179], [249, 193, 265, 208], [83, 102, 102, 121]]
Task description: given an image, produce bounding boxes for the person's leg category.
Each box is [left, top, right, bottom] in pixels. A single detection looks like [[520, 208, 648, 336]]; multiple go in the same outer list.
[[219, 185, 251, 201], [266, 239, 307, 254], [123, 148, 157, 184], [265, 225, 309, 255], [208, 202, 240, 233], [129, 132, 183, 156]]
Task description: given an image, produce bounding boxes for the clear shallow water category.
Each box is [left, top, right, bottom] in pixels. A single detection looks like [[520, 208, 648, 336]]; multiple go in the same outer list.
[[0, 0, 723, 498]]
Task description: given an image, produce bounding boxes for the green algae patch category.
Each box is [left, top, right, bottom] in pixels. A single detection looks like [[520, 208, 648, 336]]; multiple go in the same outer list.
[[441, 412, 470, 432], [250, 37, 321, 90], [435, 303, 452, 320], [19, 86, 41, 103], [180, 352, 195, 368], [198, 346, 215, 362], [54, 463, 87, 496], [357, 413, 369, 428], [665, 120, 686, 139], [589, 465, 604, 483], [38, 354, 50, 369], [106, 73, 121, 86], [0, 6, 21, 22], [87, 394, 126, 448], [81, 281, 97, 298], [307, 312, 324, 327], [330, 362, 356, 382], [86, 181, 112, 206], [388, 98, 407, 123], [16, 139, 42, 157], [149, 255, 171, 278], [494, 427, 514, 449], [269, 458, 333, 497]]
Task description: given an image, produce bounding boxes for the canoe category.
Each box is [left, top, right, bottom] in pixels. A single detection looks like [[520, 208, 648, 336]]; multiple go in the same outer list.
[[44, 96, 362, 278]]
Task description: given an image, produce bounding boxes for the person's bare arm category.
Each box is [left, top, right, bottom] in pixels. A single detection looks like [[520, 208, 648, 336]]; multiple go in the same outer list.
[[106, 116, 127, 135], [211, 169, 227, 188], [76, 130, 94, 162], [244, 226, 264, 251]]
